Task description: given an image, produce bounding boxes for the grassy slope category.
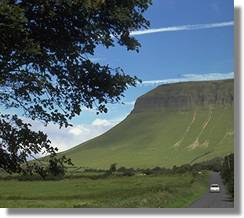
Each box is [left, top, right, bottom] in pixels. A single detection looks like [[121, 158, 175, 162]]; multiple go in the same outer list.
[[0, 172, 208, 208], [63, 105, 233, 169]]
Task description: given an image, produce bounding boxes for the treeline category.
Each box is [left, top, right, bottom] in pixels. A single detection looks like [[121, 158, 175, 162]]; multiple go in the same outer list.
[[74, 157, 223, 178], [110, 157, 223, 176], [220, 153, 234, 198]]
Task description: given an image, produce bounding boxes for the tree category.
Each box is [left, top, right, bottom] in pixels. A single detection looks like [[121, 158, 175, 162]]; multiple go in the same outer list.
[[108, 163, 117, 174], [0, 0, 152, 175], [221, 153, 234, 198]]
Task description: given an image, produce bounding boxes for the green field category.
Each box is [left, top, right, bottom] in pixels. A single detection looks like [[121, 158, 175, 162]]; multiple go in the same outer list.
[[0, 172, 209, 208], [63, 106, 233, 169]]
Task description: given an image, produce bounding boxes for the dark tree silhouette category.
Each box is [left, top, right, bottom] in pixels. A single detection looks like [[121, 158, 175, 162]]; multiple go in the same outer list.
[[0, 0, 152, 176]]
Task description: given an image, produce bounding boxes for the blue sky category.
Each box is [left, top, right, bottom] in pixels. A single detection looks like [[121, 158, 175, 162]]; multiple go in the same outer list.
[[6, 0, 234, 151], [94, 0, 234, 82]]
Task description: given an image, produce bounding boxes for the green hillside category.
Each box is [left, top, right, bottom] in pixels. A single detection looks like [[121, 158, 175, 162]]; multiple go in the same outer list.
[[63, 79, 234, 169]]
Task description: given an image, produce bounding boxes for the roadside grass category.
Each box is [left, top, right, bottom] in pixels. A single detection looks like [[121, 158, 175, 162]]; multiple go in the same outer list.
[[0, 171, 209, 208]]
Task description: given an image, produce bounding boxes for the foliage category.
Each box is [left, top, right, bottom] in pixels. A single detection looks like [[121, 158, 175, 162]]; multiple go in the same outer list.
[[0, 114, 53, 173], [220, 153, 234, 198], [108, 163, 117, 173], [0, 0, 152, 175], [117, 166, 135, 176], [47, 155, 69, 177], [20, 154, 73, 180], [114, 157, 223, 176], [0, 113, 72, 178], [191, 157, 223, 172]]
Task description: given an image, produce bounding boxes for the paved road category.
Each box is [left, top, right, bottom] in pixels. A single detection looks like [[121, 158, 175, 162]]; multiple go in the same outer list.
[[189, 172, 234, 208]]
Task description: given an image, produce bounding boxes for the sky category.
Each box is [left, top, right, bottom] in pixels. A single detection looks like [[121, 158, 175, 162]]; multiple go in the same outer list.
[[6, 0, 235, 152]]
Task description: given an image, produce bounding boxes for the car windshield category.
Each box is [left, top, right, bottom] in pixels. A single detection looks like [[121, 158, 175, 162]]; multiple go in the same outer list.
[[211, 185, 219, 187]]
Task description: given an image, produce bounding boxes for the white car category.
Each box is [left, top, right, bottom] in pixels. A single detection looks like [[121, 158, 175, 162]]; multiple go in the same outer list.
[[209, 184, 220, 193]]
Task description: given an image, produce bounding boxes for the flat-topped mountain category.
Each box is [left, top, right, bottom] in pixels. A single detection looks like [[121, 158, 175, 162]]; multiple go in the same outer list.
[[133, 79, 233, 113], [62, 79, 234, 169]]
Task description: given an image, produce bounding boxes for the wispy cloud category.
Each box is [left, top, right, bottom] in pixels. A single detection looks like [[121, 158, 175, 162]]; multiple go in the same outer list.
[[123, 101, 136, 106], [141, 72, 234, 86], [130, 21, 233, 36], [180, 72, 234, 81], [22, 117, 123, 153]]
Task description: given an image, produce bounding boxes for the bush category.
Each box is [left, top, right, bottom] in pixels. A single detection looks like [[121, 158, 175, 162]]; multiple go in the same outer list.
[[122, 168, 135, 176]]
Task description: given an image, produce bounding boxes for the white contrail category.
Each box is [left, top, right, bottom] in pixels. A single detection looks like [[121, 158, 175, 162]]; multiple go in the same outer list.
[[130, 21, 234, 36], [140, 72, 234, 86]]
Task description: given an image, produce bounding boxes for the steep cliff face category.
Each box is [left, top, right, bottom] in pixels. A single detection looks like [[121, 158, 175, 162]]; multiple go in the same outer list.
[[133, 79, 234, 113]]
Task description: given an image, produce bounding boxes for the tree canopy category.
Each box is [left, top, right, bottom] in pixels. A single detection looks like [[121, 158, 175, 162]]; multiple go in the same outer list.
[[0, 0, 152, 176]]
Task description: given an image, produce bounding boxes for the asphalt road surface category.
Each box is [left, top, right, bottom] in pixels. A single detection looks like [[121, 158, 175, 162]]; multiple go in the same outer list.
[[189, 172, 234, 208]]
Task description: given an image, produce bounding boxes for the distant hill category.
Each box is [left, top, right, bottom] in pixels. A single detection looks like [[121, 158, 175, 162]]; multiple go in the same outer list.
[[62, 79, 234, 169]]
